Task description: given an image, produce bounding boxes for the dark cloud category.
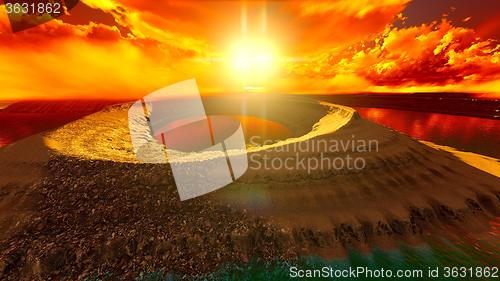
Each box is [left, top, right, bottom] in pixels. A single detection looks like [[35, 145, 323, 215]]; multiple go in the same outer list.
[[397, 0, 500, 39]]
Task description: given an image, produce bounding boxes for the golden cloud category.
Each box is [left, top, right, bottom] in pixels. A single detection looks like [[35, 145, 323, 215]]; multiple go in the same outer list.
[[288, 19, 500, 93]]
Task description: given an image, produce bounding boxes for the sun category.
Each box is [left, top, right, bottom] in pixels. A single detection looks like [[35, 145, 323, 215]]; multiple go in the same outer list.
[[227, 38, 279, 83]]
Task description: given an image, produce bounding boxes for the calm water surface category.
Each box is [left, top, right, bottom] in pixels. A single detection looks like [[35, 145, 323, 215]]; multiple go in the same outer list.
[[355, 107, 500, 158]]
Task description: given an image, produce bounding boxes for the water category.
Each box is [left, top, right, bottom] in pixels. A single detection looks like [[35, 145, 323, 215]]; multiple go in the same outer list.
[[0, 100, 124, 147], [355, 108, 500, 159]]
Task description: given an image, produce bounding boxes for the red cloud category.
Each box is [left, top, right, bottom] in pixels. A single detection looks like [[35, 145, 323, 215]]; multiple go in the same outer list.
[[290, 20, 500, 89], [359, 20, 500, 86]]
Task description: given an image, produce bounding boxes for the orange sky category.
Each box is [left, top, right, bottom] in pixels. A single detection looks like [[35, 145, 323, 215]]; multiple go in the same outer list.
[[0, 0, 499, 100]]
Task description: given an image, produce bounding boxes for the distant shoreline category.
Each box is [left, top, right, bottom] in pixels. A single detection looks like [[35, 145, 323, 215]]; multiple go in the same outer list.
[[313, 93, 500, 120], [2, 93, 498, 119]]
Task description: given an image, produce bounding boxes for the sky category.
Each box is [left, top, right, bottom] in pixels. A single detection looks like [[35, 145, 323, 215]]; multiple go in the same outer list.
[[0, 0, 499, 100]]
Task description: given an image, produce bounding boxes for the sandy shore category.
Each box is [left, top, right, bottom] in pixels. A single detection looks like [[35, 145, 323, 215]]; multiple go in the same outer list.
[[0, 96, 498, 280]]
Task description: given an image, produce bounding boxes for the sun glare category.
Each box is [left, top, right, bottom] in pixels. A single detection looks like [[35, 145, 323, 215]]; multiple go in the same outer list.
[[227, 38, 279, 84]]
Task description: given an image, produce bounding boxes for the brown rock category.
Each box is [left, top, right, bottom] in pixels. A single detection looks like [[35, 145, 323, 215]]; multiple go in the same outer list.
[[0, 260, 7, 278], [42, 247, 67, 273]]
